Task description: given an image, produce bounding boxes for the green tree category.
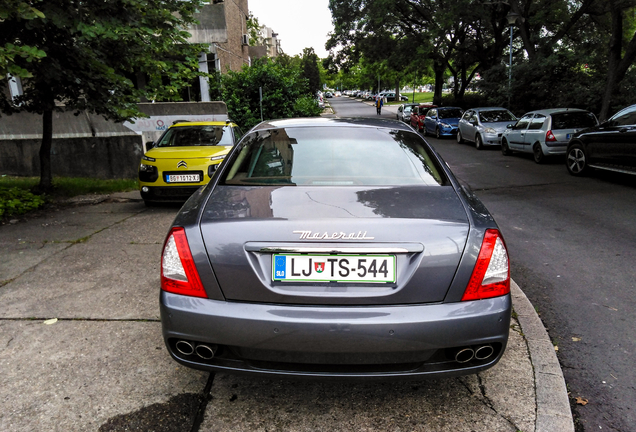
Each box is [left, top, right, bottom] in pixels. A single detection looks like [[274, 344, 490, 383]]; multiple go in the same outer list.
[[599, 0, 636, 119], [0, 0, 207, 192], [300, 47, 322, 95], [246, 12, 261, 46], [221, 58, 322, 131], [0, 0, 46, 77]]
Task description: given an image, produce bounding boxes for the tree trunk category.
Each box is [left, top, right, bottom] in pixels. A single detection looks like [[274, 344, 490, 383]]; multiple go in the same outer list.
[[395, 78, 400, 102], [433, 60, 445, 106], [600, 1, 636, 121], [38, 108, 54, 192]]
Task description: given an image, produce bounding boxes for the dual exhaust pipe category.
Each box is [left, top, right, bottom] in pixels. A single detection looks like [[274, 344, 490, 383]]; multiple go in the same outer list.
[[454, 344, 494, 363], [175, 340, 218, 360], [177, 340, 493, 364]]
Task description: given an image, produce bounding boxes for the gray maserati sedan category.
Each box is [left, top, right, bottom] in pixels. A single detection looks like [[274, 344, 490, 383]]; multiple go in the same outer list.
[[160, 117, 511, 379]]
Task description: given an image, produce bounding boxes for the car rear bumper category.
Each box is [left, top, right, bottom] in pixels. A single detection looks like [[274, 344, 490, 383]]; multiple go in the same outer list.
[[160, 291, 511, 379], [543, 143, 568, 155]]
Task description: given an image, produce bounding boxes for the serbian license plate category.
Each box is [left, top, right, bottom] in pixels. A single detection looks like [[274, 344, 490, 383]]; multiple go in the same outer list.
[[272, 254, 396, 283], [166, 174, 200, 183]]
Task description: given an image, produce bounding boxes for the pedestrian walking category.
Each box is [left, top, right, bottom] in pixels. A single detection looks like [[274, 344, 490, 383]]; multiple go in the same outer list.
[[376, 96, 384, 115]]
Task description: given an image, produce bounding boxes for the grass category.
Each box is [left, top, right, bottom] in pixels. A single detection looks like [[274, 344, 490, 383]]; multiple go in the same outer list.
[[0, 176, 138, 219], [0, 176, 138, 198], [385, 92, 435, 105]]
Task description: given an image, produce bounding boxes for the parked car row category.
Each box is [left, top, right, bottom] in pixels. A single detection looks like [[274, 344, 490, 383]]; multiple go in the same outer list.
[[394, 101, 636, 177]]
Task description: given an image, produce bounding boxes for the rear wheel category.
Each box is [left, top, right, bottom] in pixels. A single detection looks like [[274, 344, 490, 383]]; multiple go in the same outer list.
[[566, 143, 589, 176], [435, 127, 441, 139], [501, 139, 512, 155], [533, 143, 545, 164], [457, 131, 464, 143], [475, 134, 483, 150]]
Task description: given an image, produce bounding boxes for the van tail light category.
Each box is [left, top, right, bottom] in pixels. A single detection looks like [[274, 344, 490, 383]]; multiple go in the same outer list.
[[161, 227, 207, 298], [462, 229, 510, 301], [545, 130, 557, 142]]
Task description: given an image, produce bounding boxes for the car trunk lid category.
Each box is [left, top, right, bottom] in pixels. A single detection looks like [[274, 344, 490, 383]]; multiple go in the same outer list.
[[200, 185, 470, 305]]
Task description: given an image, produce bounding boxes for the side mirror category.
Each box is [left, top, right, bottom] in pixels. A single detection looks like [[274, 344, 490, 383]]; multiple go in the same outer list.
[[145, 141, 155, 150], [506, 124, 514, 129]]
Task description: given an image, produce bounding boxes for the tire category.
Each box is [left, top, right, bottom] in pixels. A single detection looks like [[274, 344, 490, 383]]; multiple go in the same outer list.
[[435, 127, 441, 139], [475, 134, 483, 150], [501, 139, 512, 155], [566, 143, 589, 176], [533, 143, 545, 164], [457, 131, 464, 143]]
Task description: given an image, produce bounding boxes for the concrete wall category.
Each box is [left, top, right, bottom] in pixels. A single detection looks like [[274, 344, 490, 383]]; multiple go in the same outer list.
[[0, 111, 142, 179], [188, 3, 228, 43], [0, 136, 143, 179]]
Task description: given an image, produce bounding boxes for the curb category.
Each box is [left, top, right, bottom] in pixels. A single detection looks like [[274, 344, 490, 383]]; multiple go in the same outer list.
[[511, 280, 574, 432]]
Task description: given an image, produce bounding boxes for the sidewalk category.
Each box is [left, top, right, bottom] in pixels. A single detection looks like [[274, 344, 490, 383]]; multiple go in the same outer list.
[[0, 191, 573, 431]]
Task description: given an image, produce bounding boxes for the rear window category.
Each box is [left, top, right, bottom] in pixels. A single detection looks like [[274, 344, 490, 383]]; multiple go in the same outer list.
[[550, 112, 597, 130], [221, 127, 448, 186], [156, 125, 234, 147]]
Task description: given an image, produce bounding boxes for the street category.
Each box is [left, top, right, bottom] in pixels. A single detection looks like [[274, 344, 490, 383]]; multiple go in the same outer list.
[[329, 96, 636, 431]]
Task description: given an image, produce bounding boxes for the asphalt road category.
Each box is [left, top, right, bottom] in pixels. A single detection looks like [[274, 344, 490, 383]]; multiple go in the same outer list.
[[329, 96, 636, 432]]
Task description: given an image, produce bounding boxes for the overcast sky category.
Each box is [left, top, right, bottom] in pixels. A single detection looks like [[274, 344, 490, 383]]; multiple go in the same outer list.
[[248, 0, 334, 59]]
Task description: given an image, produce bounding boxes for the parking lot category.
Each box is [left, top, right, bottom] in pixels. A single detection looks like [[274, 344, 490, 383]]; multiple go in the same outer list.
[[0, 191, 569, 431]]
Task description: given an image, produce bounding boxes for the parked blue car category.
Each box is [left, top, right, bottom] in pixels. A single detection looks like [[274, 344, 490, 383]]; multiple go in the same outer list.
[[424, 107, 464, 139]]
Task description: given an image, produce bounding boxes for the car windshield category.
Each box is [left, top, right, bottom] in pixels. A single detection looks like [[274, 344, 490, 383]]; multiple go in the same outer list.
[[438, 109, 463, 119], [479, 110, 516, 123], [156, 125, 234, 147], [221, 127, 448, 186], [550, 112, 597, 129]]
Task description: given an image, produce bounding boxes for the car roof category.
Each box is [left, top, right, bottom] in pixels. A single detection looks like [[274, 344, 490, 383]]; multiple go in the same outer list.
[[522, 108, 591, 116], [251, 117, 413, 132], [170, 121, 237, 128], [469, 107, 509, 112], [436, 106, 462, 110]]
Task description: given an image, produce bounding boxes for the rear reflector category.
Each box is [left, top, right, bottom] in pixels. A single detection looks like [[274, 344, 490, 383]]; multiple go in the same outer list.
[[462, 229, 510, 301], [161, 227, 207, 298]]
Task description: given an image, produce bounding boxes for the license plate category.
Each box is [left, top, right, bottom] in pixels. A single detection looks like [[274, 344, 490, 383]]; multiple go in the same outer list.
[[166, 174, 200, 183], [566, 133, 572, 139], [272, 254, 396, 283]]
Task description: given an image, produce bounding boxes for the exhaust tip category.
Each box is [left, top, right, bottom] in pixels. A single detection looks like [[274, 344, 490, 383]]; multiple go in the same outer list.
[[195, 344, 217, 360], [474, 344, 494, 360], [175, 340, 195, 356], [455, 347, 475, 363]]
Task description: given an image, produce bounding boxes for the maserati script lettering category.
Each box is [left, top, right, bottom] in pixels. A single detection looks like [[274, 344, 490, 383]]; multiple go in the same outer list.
[[293, 230, 375, 240]]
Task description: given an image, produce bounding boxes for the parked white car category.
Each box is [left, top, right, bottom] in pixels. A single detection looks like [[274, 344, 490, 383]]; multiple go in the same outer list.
[[501, 108, 598, 163]]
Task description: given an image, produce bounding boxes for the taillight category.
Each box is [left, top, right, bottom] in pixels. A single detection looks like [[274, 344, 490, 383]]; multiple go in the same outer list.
[[161, 227, 207, 298], [545, 130, 557, 142], [462, 229, 510, 301]]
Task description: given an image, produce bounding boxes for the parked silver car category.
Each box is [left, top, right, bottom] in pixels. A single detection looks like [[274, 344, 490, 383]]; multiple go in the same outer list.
[[457, 108, 517, 149], [396, 103, 419, 123], [501, 108, 598, 163]]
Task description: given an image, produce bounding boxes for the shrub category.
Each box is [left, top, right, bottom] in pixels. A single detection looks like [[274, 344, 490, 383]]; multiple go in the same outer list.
[[0, 188, 46, 218], [221, 58, 321, 130]]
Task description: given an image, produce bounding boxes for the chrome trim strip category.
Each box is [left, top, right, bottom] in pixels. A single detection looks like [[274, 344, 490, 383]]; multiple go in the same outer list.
[[258, 247, 416, 254], [588, 164, 636, 176]]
